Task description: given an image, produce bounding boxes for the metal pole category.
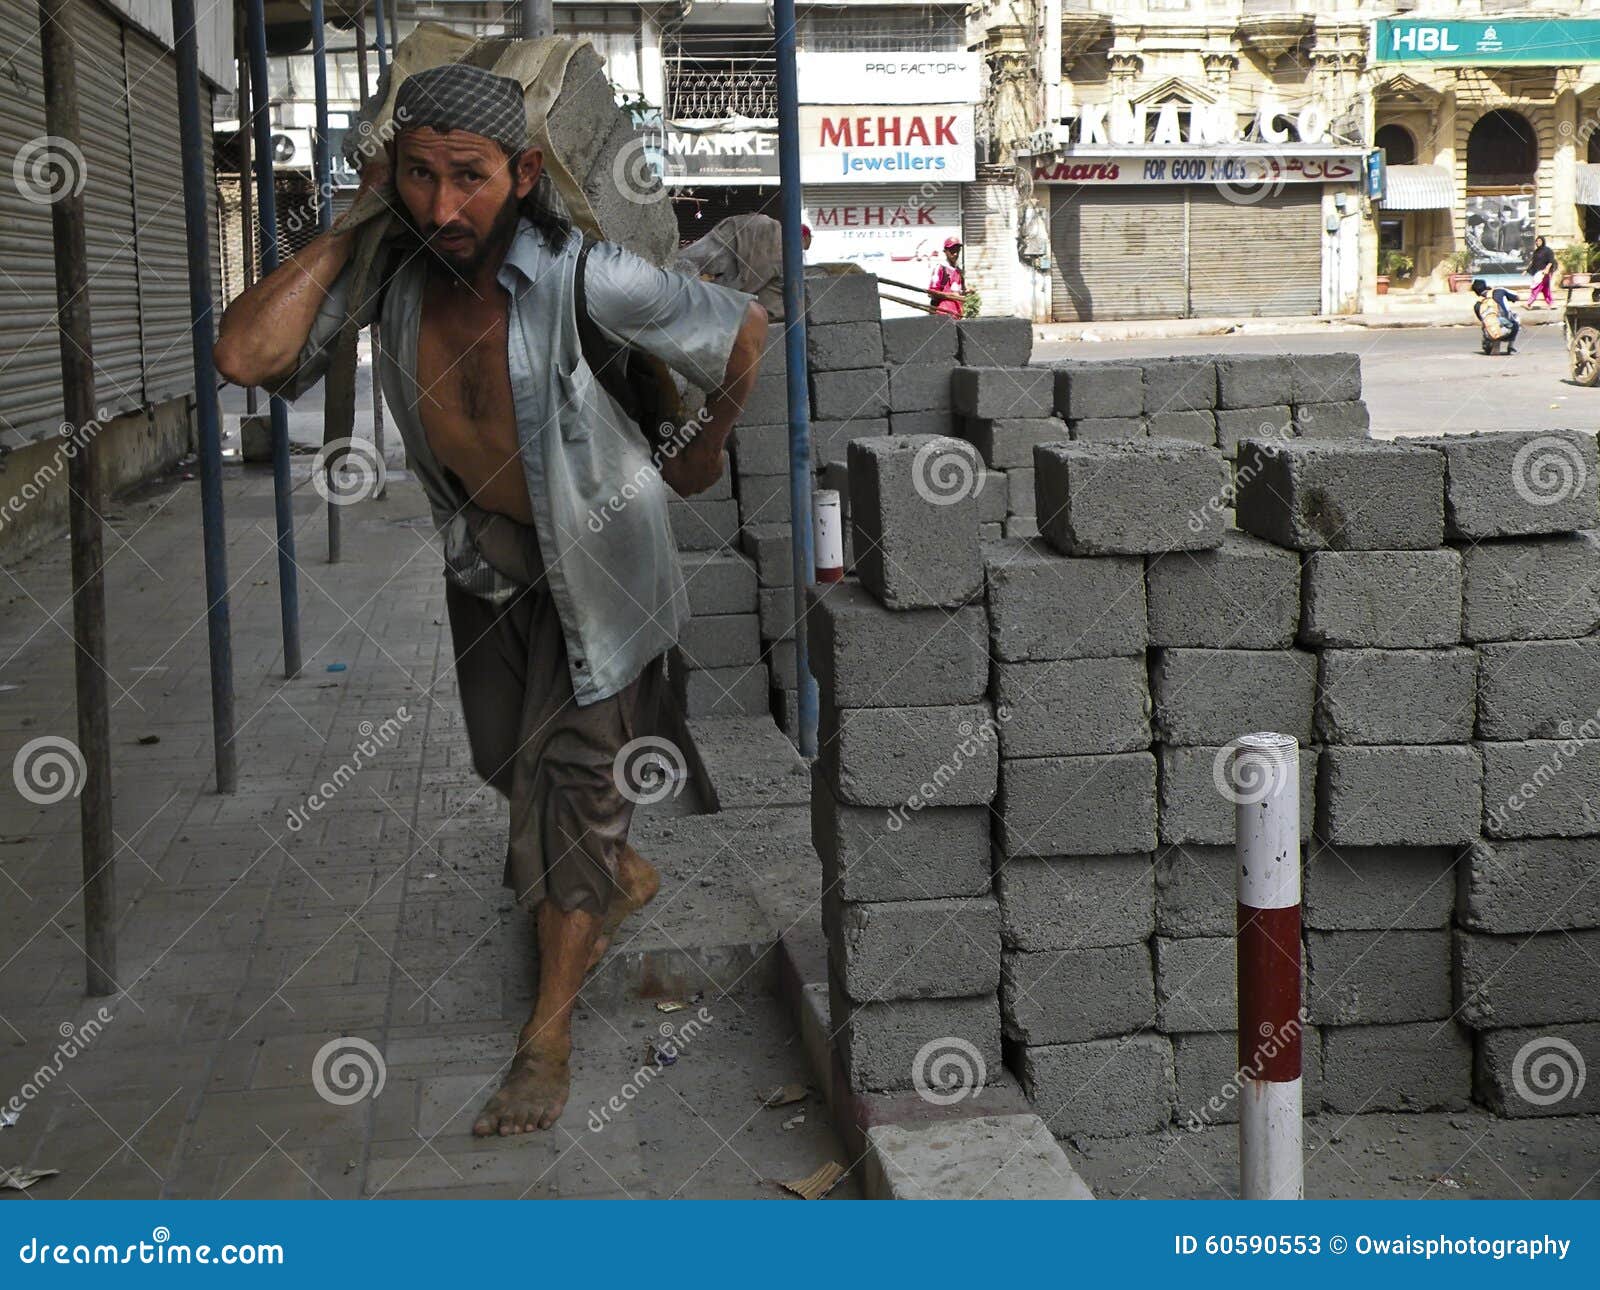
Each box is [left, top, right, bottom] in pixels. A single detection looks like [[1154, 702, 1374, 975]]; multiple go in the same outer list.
[[309, 0, 340, 564], [37, 0, 116, 995], [244, 0, 303, 677], [772, 0, 817, 756], [355, 5, 386, 498], [373, 0, 388, 76], [171, 0, 238, 795], [235, 16, 257, 417], [1233, 731, 1303, 1202]]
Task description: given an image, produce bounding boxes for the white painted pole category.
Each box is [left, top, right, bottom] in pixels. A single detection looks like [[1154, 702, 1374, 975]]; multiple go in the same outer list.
[[1232, 731, 1304, 1201]]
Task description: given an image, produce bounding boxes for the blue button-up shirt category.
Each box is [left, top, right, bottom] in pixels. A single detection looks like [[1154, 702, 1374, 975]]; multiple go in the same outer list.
[[272, 218, 752, 706]]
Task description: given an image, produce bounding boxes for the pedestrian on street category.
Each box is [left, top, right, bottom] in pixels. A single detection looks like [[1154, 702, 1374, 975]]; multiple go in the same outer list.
[[1472, 277, 1522, 354], [212, 64, 767, 1139], [1527, 235, 1556, 308], [929, 235, 965, 318]]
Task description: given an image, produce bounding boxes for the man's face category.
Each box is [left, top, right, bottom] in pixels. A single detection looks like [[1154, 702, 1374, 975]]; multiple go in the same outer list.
[[393, 129, 541, 275], [944, 246, 959, 265]]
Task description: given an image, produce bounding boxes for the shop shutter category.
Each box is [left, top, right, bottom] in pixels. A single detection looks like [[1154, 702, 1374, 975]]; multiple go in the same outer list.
[[1050, 186, 1187, 321], [1187, 187, 1322, 317], [961, 168, 1015, 318]]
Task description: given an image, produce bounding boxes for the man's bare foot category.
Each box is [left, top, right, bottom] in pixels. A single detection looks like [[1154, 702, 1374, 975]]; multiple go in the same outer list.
[[472, 1047, 571, 1136], [586, 847, 661, 971]]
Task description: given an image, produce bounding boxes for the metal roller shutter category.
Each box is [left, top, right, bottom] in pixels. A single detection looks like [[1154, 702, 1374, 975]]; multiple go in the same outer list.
[[961, 168, 1014, 319], [1186, 187, 1322, 318], [1050, 186, 1187, 321]]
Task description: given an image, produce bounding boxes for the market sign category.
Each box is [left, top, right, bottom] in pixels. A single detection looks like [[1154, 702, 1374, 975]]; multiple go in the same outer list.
[[797, 52, 982, 105], [645, 119, 778, 185], [799, 105, 975, 183], [1030, 151, 1362, 185], [1374, 18, 1600, 64]]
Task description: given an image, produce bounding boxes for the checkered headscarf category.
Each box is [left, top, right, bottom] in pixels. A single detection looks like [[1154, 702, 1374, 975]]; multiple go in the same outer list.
[[392, 63, 528, 154]]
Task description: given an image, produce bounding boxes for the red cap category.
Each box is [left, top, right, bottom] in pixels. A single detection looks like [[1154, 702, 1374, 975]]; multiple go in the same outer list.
[[801, 223, 812, 238], [944, 236, 962, 250]]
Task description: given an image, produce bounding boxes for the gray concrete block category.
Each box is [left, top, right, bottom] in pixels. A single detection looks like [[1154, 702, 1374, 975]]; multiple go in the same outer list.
[[1069, 417, 1147, 442], [849, 435, 984, 609], [833, 985, 1000, 1093], [1005, 515, 1039, 539], [675, 663, 767, 717], [1151, 647, 1317, 745], [963, 417, 1068, 468], [1146, 531, 1300, 649], [1155, 936, 1236, 1032], [1290, 352, 1362, 404], [1021, 1035, 1175, 1138], [1216, 407, 1293, 457], [1154, 844, 1235, 938], [830, 895, 1001, 1002], [738, 471, 791, 526], [1303, 843, 1456, 930], [1215, 355, 1287, 411], [758, 584, 797, 641], [731, 423, 789, 475], [994, 657, 1151, 758], [1322, 1022, 1472, 1113], [820, 702, 999, 808], [1141, 355, 1218, 413], [812, 367, 890, 420], [1478, 639, 1600, 740], [1318, 745, 1481, 847], [1148, 410, 1217, 445], [813, 766, 990, 903], [1460, 837, 1600, 933], [764, 637, 797, 688], [1308, 929, 1452, 1024], [740, 371, 792, 425], [1481, 740, 1600, 839], [807, 320, 884, 371], [813, 417, 890, 467], [1157, 745, 1318, 846], [882, 313, 958, 363], [1300, 550, 1463, 648], [957, 316, 1032, 366], [1003, 945, 1155, 1044], [1422, 430, 1600, 540], [1035, 439, 1230, 555], [809, 579, 987, 708], [1316, 648, 1476, 745], [984, 541, 1146, 661], [1007, 467, 1035, 516], [1455, 929, 1600, 1029], [1463, 533, 1600, 642], [1000, 753, 1157, 858], [1053, 363, 1143, 420], [887, 363, 956, 412], [997, 854, 1156, 951], [1475, 1023, 1600, 1117], [668, 496, 739, 551], [1291, 401, 1369, 440], [951, 366, 1054, 419], [740, 522, 793, 587], [676, 612, 760, 670], [980, 520, 1005, 541], [1174, 1028, 1324, 1126], [887, 410, 956, 437], [1235, 439, 1445, 551], [865, 1114, 1096, 1201], [680, 551, 757, 616], [806, 269, 881, 324], [975, 469, 1008, 524]]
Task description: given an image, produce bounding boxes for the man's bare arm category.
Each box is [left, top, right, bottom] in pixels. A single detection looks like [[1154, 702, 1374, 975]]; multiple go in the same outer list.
[[661, 300, 768, 497]]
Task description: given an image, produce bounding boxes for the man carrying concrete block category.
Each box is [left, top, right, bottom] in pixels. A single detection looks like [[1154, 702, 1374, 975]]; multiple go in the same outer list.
[[214, 63, 768, 1138]]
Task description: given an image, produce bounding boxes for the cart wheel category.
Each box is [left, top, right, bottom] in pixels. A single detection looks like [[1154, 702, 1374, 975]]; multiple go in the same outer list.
[[1482, 335, 1495, 356], [1574, 326, 1600, 386]]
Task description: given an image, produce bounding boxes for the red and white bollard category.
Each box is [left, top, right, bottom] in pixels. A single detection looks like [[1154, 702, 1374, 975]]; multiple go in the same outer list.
[[1233, 731, 1303, 1201], [813, 489, 844, 584]]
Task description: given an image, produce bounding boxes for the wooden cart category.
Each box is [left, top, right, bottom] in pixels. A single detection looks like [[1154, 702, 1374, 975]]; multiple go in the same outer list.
[[1565, 297, 1600, 385]]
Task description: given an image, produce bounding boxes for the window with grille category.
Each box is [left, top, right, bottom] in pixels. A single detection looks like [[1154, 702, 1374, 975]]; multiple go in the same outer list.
[[663, 26, 779, 119], [797, 5, 967, 53]]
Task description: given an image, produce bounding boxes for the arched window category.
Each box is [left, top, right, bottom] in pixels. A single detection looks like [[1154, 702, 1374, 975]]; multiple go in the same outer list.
[[1375, 123, 1417, 167], [1467, 109, 1538, 187]]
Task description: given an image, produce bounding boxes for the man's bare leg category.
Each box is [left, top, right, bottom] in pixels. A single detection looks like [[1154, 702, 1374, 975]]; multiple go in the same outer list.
[[473, 899, 598, 1136], [585, 845, 661, 971]]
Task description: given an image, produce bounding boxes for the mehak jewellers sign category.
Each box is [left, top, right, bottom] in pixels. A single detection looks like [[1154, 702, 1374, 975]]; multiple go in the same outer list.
[[799, 105, 975, 182]]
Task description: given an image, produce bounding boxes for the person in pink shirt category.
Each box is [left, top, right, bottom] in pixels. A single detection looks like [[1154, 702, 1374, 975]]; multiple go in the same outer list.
[[929, 236, 965, 317]]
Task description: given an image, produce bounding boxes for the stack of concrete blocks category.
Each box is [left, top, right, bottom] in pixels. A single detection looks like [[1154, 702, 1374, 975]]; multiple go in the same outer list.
[[812, 434, 1003, 1097]]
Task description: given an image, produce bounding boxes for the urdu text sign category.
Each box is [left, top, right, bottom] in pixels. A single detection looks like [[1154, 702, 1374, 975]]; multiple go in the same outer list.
[[1374, 18, 1600, 64]]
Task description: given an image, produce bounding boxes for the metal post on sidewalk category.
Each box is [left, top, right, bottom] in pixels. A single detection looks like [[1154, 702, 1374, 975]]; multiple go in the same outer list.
[[243, 0, 303, 678], [772, 0, 818, 757], [37, 0, 117, 995], [235, 16, 257, 419], [309, 0, 340, 563], [170, 0, 238, 795], [358, 2, 387, 497], [372, 0, 388, 76], [1232, 731, 1304, 1201]]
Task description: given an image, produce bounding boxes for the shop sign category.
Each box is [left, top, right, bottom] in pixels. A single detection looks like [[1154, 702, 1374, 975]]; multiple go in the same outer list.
[[646, 119, 779, 185], [1030, 152, 1361, 185], [1055, 96, 1339, 149], [799, 106, 975, 182], [802, 186, 961, 317], [1375, 18, 1600, 64], [796, 52, 982, 105]]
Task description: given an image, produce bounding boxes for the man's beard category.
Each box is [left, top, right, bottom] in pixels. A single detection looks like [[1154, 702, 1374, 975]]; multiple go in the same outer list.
[[406, 190, 522, 280]]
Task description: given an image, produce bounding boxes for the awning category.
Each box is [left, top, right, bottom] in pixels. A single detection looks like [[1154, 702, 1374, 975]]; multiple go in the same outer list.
[[1578, 164, 1600, 206], [1380, 165, 1454, 210]]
